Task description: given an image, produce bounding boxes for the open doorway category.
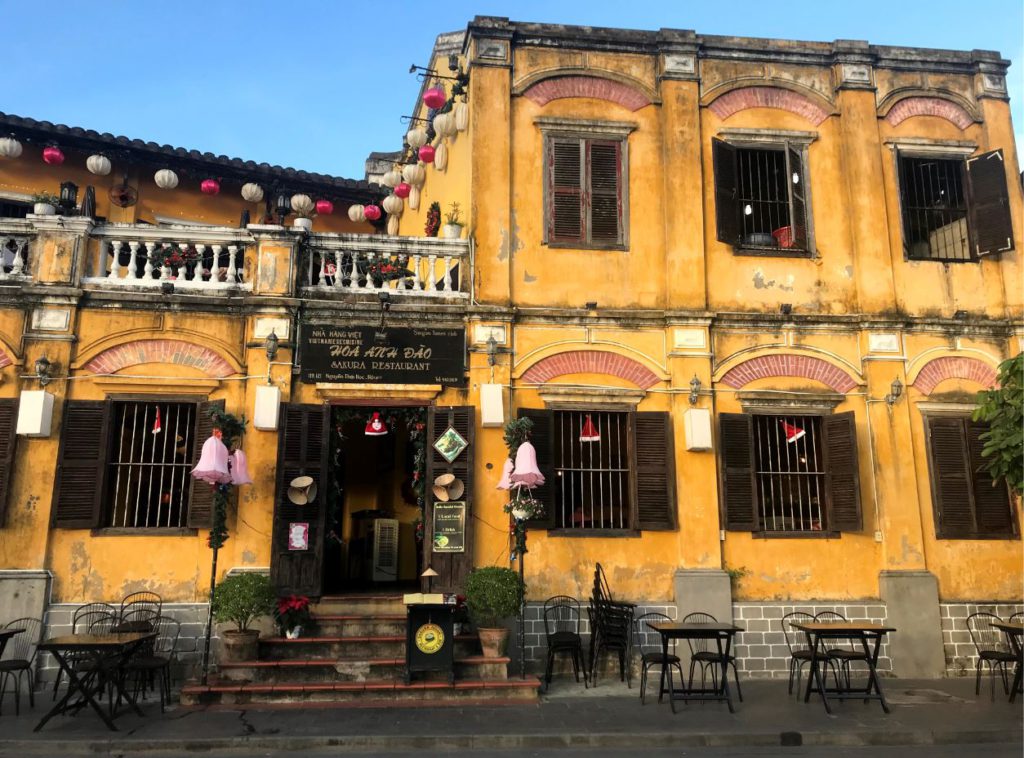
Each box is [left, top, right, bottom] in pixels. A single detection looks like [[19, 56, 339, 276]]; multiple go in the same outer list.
[[322, 406, 427, 595]]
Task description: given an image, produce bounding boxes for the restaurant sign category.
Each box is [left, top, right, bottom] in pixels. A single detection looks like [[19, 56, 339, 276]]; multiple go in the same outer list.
[[300, 325, 466, 386], [432, 501, 466, 553]]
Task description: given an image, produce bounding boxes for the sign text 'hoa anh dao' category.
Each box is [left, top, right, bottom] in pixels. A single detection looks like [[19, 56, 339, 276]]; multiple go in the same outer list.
[[299, 325, 466, 386]]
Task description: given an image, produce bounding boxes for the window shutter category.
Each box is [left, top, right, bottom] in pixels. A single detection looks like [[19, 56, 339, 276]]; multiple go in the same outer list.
[[588, 140, 622, 244], [52, 400, 111, 529], [187, 399, 225, 529], [518, 408, 555, 529], [786, 144, 809, 250], [712, 138, 741, 246], [632, 411, 677, 531], [719, 413, 756, 531], [548, 138, 584, 243], [926, 417, 973, 538], [966, 420, 1015, 536], [822, 411, 862, 532], [966, 149, 1015, 257], [0, 398, 17, 527]]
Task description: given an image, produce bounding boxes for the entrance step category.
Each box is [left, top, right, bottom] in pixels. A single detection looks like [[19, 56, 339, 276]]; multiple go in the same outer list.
[[312, 614, 406, 637], [259, 634, 481, 661], [314, 594, 406, 616], [220, 656, 509, 683]]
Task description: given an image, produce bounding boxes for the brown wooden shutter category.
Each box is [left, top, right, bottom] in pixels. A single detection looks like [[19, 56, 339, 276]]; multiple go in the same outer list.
[[588, 140, 622, 244], [966, 420, 1015, 536], [712, 138, 741, 246], [822, 411, 862, 532], [186, 399, 225, 529], [0, 398, 17, 527], [518, 408, 555, 529], [926, 416, 973, 538], [719, 413, 756, 530], [786, 143, 808, 250], [270, 404, 329, 597], [52, 400, 111, 529], [632, 411, 677, 531], [966, 149, 1015, 257], [548, 138, 584, 243]]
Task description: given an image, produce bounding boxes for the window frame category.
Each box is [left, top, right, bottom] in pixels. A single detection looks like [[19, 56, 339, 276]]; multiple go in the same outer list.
[[895, 151, 974, 263]]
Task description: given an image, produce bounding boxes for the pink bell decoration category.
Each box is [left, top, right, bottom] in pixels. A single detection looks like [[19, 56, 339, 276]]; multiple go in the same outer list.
[[201, 178, 220, 195], [418, 145, 435, 164], [496, 458, 515, 490], [423, 86, 447, 110], [579, 414, 600, 443], [363, 204, 382, 221], [394, 182, 411, 199], [364, 412, 387, 436], [42, 146, 65, 165], [229, 449, 254, 486], [191, 434, 232, 484], [510, 441, 545, 487], [315, 199, 334, 215]]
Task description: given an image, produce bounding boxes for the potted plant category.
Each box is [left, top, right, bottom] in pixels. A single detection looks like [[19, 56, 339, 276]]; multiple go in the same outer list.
[[465, 566, 524, 658], [212, 572, 276, 662], [274, 594, 312, 639], [442, 202, 463, 239], [32, 192, 60, 216]]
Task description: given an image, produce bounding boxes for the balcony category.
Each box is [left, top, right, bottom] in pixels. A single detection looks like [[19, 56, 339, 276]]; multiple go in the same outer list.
[[0, 219, 32, 282]]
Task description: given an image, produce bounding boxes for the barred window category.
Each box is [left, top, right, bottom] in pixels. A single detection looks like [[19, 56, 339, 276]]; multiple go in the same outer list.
[[898, 156, 971, 262], [753, 415, 825, 532], [553, 410, 631, 530]]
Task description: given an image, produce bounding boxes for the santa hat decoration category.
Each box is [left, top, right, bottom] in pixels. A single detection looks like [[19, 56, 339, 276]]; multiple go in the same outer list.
[[152, 407, 162, 435], [364, 412, 388, 437], [579, 414, 600, 443], [780, 420, 806, 444]]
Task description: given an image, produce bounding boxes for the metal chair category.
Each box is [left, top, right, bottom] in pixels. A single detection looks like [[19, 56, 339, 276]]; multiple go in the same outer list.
[[127, 617, 181, 712], [781, 611, 815, 695], [119, 592, 162, 624], [681, 612, 743, 702], [633, 611, 683, 704], [814, 610, 868, 689], [587, 597, 634, 688], [0, 617, 42, 716], [542, 596, 587, 691], [967, 612, 1015, 699], [1009, 612, 1023, 623], [51, 603, 117, 701]]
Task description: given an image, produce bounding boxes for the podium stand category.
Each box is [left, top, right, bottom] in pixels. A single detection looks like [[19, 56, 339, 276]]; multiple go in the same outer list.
[[404, 603, 455, 685]]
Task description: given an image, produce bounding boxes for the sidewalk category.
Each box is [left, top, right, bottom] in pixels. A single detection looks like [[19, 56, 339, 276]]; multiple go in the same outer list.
[[0, 677, 1020, 754]]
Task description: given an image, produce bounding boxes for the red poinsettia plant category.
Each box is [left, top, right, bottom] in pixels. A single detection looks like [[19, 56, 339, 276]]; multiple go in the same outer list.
[[274, 594, 312, 631]]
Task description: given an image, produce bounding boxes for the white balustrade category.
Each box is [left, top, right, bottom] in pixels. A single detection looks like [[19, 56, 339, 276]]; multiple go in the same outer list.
[[0, 234, 31, 280]]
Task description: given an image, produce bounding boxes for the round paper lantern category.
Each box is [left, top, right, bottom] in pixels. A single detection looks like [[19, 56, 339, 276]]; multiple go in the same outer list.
[[86, 154, 112, 175], [382, 194, 404, 215], [454, 101, 469, 132], [423, 86, 447, 110], [433, 112, 456, 140], [347, 204, 366, 222], [315, 199, 334, 215], [0, 137, 23, 159], [201, 178, 220, 195], [363, 204, 382, 221], [406, 128, 428, 149], [241, 182, 264, 203], [381, 168, 402, 188], [42, 146, 65, 165], [394, 182, 411, 199], [401, 163, 425, 187], [434, 142, 448, 171], [154, 169, 179, 189], [418, 145, 435, 164], [290, 193, 314, 216]]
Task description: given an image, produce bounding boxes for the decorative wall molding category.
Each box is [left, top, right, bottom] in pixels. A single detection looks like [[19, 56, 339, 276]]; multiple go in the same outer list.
[[911, 356, 997, 395], [882, 96, 974, 129], [0, 348, 11, 369], [708, 86, 832, 126], [719, 354, 859, 393], [523, 75, 653, 111], [520, 350, 661, 389], [83, 339, 236, 378]]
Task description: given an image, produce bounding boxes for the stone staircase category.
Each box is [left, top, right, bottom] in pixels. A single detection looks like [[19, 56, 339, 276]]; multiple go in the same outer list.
[[180, 594, 540, 707]]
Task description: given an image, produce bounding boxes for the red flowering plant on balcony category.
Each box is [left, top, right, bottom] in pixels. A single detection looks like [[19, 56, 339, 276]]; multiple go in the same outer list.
[[274, 594, 312, 634], [151, 244, 199, 281], [367, 255, 414, 285]]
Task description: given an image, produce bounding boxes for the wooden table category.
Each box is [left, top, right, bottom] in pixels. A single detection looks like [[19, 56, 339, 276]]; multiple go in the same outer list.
[[992, 621, 1023, 703], [793, 621, 895, 714], [34, 632, 156, 732], [646, 622, 743, 713]]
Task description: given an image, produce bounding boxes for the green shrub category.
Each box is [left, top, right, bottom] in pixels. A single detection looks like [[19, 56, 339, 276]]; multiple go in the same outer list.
[[465, 566, 524, 628], [212, 572, 276, 631]]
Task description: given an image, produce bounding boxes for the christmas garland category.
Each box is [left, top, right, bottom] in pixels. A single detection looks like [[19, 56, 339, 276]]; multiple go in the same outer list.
[[207, 406, 246, 550]]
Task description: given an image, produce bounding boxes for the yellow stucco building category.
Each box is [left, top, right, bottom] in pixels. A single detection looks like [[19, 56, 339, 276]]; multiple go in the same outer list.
[[0, 16, 1021, 686]]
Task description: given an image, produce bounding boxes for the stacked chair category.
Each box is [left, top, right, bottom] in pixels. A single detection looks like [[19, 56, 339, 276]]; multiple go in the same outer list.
[[587, 563, 635, 687]]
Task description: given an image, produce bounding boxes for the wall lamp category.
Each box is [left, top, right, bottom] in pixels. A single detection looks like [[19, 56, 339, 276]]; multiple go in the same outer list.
[[689, 375, 702, 405], [374, 291, 391, 346], [885, 377, 904, 407], [59, 181, 78, 211], [265, 330, 280, 362], [34, 355, 53, 387]]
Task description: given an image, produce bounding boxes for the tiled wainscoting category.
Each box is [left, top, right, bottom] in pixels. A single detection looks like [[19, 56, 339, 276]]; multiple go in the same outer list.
[[940, 602, 1024, 677]]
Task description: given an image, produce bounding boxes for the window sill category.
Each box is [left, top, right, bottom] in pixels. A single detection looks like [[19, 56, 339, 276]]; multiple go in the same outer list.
[[905, 255, 978, 265], [732, 246, 813, 259], [935, 532, 1019, 541], [91, 527, 198, 537], [544, 241, 628, 252], [547, 528, 641, 538], [752, 530, 840, 539]]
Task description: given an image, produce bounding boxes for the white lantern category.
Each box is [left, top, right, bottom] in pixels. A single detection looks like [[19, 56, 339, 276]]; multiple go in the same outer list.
[[290, 193, 314, 216], [433, 112, 457, 140], [381, 168, 402, 188], [406, 128, 428, 149], [0, 137, 23, 159], [241, 183, 264, 203], [347, 204, 366, 223], [86, 154, 112, 175], [401, 163, 425, 187], [154, 169, 179, 189], [382, 194, 404, 216], [434, 141, 448, 171], [454, 102, 469, 132]]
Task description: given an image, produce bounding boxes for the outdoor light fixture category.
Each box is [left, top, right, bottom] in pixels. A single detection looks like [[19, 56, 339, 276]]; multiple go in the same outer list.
[[689, 375, 702, 405], [374, 291, 391, 346], [421, 566, 439, 593], [59, 181, 78, 210], [780, 303, 793, 316], [160, 281, 175, 295], [953, 309, 968, 320], [585, 301, 598, 310], [885, 377, 904, 407], [275, 194, 291, 225], [486, 334, 498, 367], [265, 330, 280, 362], [34, 355, 53, 387]]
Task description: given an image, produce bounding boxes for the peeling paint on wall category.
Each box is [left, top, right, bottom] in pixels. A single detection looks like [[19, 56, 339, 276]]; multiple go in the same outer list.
[[497, 210, 523, 262]]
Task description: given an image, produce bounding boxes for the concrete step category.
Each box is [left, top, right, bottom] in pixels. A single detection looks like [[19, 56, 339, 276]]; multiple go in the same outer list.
[[311, 614, 406, 637], [313, 594, 406, 616], [220, 656, 509, 683], [258, 634, 482, 661]]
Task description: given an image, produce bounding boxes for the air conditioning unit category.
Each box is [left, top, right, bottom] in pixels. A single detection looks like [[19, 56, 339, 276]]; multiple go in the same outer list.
[[372, 519, 399, 582]]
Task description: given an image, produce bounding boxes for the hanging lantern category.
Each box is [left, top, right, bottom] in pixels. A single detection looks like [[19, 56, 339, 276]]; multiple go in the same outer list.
[[423, 86, 447, 110], [42, 146, 65, 165], [229, 449, 254, 486], [315, 199, 334, 215], [434, 142, 448, 171], [364, 412, 387, 436], [191, 432, 232, 484], [0, 137, 23, 159], [382, 194, 404, 215], [154, 168, 179, 189], [418, 145, 435, 164], [433, 112, 456, 140], [363, 204, 382, 221], [454, 101, 469, 132], [401, 163, 426, 187], [406, 128, 428, 149], [241, 182, 264, 203], [509, 441, 545, 487], [780, 420, 806, 443], [381, 168, 402, 188], [348, 204, 366, 223], [290, 193, 314, 216], [579, 414, 601, 443], [201, 178, 220, 195], [394, 182, 411, 199], [496, 458, 515, 490], [86, 154, 112, 176]]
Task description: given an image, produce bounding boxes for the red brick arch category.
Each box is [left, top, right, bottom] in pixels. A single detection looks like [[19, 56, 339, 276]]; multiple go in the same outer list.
[[520, 350, 660, 389], [84, 339, 235, 378], [720, 354, 858, 393], [709, 86, 831, 126], [912, 356, 997, 395], [523, 75, 652, 111], [884, 97, 973, 130]]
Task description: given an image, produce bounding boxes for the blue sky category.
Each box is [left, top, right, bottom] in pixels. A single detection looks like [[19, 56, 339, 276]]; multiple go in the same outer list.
[[3, 0, 1021, 179]]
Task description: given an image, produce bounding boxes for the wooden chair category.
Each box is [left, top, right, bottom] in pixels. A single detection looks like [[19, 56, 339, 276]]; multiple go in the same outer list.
[[0, 617, 42, 716]]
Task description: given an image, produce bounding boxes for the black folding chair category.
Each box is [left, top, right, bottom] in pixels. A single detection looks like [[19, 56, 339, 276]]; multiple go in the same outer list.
[[633, 612, 683, 704], [781, 611, 815, 695], [127, 617, 181, 712], [681, 612, 743, 702], [814, 610, 868, 690], [542, 596, 587, 691], [119, 592, 162, 625], [0, 617, 42, 716], [52, 603, 117, 701], [967, 612, 1015, 699]]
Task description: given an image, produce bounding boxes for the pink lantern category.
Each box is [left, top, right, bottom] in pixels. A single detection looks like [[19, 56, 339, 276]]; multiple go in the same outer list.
[[42, 146, 65, 165], [201, 178, 220, 195], [315, 199, 334, 215], [191, 434, 232, 484], [418, 145, 435, 164], [394, 182, 411, 199], [509, 441, 545, 487], [423, 87, 447, 110], [229, 449, 254, 486], [363, 204, 382, 221], [496, 458, 515, 490]]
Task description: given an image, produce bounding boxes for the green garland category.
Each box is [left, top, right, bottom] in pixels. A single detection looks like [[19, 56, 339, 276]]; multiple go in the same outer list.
[[206, 406, 246, 550]]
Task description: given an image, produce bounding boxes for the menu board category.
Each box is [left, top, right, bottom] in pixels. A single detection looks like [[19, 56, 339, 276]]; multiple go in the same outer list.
[[432, 501, 466, 553]]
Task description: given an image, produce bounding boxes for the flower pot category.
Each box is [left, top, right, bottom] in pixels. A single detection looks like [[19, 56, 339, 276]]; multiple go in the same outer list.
[[285, 626, 303, 639], [33, 203, 56, 216], [293, 217, 313, 232], [220, 629, 259, 662], [511, 506, 530, 521], [477, 627, 509, 658], [442, 223, 463, 239]]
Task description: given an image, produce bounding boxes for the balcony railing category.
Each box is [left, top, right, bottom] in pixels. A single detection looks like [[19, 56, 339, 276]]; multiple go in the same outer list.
[[0, 219, 32, 282]]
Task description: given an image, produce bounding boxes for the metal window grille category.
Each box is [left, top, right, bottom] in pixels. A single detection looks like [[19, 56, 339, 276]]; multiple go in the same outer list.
[[898, 156, 972, 262], [737, 147, 792, 249], [553, 410, 631, 530], [107, 401, 196, 528], [753, 414, 826, 532]]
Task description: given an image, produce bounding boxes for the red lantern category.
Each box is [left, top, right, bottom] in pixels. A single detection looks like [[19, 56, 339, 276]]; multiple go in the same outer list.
[[423, 87, 447, 110], [315, 199, 334, 215], [42, 146, 64, 165], [418, 145, 435, 164], [363, 204, 382, 221], [394, 182, 411, 199], [201, 178, 220, 195]]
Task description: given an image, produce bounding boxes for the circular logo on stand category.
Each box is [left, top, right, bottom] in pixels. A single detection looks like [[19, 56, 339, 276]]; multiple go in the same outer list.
[[415, 623, 445, 654]]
